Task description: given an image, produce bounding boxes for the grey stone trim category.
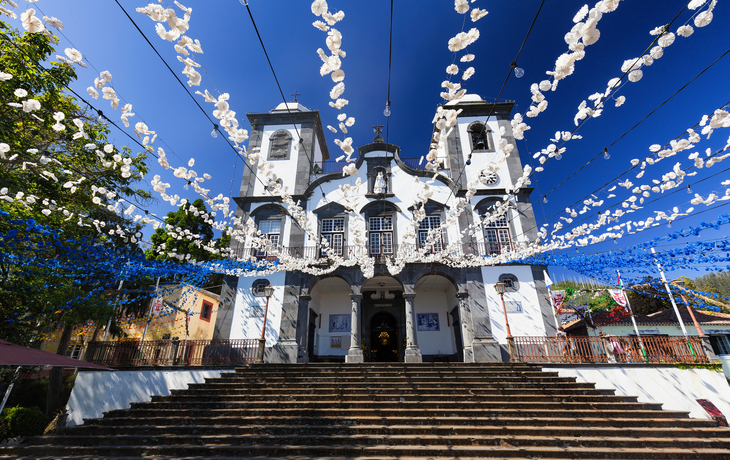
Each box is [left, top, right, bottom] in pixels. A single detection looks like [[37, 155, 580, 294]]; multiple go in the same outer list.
[[531, 265, 557, 337], [212, 275, 239, 340]]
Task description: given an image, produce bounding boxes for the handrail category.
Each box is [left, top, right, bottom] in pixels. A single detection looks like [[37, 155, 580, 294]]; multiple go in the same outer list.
[[513, 335, 708, 364], [84, 339, 259, 367]]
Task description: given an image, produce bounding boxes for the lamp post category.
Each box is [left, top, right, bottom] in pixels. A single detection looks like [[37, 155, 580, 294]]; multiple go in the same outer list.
[[495, 282, 516, 362], [255, 285, 274, 364]]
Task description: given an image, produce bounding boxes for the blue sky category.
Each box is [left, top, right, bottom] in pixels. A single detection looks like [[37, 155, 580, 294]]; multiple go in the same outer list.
[[5, 0, 730, 282]]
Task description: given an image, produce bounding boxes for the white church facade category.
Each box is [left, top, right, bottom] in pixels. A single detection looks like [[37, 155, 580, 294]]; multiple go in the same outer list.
[[213, 96, 554, 363]]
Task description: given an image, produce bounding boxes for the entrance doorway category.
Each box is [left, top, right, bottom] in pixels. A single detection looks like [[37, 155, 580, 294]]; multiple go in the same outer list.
[[369, 312, 398, 362]]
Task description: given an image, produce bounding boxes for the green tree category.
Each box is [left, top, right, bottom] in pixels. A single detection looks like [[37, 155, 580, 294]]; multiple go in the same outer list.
[[0, 20, 152, 416], [145, 198, 229, 264]]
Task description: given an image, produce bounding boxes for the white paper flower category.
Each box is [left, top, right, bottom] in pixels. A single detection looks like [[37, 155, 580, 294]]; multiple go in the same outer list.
[[311, 0, 328, 16], [188, 158, 195, 167], [331, 69, 345, 82], [327, 125, 337, 133], [454, 0, 469, 14], [470, 8, 487, 22], [658, 32, 675, 47], [21, 9, 44, 33], [87, 87, 99, 99], [41, 209, 52, 216], [43, 16, 63, 29], [329, 82, 345, 99], [462, 67, 475, 80], [676, 25, 694, 37], [14, 88, 27, 98], [460, 54, 475, 63], [345, 117, 355, 127], [52, 123, 65, 132], [64, 48, 82, 63], [649, 46, 663, 59], [694, 10, 713, 27], [342, 163, 357, 176], [0, 143, 9, 159], [614, 95, 626, 107], [0, 6, 17, 19], [0, 72, 12, 81], [22, 99, 41, 112], [628, 70, 643, 82], [446, 64, 459, 75], [312, 20, 329, 31]]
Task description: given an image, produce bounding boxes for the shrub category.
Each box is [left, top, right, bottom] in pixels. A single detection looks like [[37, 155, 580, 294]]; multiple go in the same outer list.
[[0, 406, 49, 440]]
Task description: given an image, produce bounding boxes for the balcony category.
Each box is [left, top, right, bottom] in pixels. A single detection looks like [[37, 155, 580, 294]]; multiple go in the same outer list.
[[231, 241, 515, 263]]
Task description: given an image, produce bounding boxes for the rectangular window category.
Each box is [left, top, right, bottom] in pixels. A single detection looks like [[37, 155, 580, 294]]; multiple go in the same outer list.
[[320, 218, 345, 256], [256, 220, 281, 257], [484, 213, 512, 254], [200, 300, 213, 321], [419, 216, 443, 252], [711, 335, 730, 355], [65, 343, 83, 360], [369, 216, 394, 255]]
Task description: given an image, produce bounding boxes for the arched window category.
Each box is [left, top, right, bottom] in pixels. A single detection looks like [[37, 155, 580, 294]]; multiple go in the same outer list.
[[252, 279, 271, 296], [469, 123, 494, 152], [498, 273, 519, 292], [268, 130, 292, 160]]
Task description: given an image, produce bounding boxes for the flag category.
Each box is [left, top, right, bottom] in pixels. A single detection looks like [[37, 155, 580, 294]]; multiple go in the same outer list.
[[616, 270, 623, 288], [608, 289, 627, 307], [552, 290, 566, 309], [544, 270, 553, 290]]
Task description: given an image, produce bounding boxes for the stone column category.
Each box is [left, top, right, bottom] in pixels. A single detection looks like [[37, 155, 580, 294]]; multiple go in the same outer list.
[[346, 294, 364, 363], [296, 295, 311, 363], [403, 293, 422, 363], [457, 291, 474, 362]]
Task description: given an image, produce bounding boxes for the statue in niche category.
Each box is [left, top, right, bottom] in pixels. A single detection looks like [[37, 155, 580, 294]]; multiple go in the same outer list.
[[374, 171, 387, 194]]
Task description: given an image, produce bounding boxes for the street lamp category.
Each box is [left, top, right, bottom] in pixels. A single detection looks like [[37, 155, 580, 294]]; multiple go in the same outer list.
[[255, 285, 274, 364], [495, 282, 516, 362]]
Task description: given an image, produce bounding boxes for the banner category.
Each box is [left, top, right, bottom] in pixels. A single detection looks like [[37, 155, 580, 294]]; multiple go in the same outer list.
[[608, 289, 627, 307], [151, 297, 163, 316], [552, 290, 566, 309]]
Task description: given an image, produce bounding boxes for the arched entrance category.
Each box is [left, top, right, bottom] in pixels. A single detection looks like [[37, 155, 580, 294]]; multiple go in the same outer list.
[[369, 312, 399, 362]]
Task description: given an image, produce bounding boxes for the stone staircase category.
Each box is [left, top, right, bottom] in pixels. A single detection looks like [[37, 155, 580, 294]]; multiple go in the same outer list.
[[3, 363, 730, 459]]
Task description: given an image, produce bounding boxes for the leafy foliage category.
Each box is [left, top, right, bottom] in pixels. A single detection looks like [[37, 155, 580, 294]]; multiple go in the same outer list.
[[0, 406, 48, 441], [0, 21, 152, 346], [693, 271, 730, 298]]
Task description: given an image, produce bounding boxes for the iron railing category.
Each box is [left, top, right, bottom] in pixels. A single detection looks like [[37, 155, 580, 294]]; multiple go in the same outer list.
[[513, 335, 708, 364], [84, 339, 258, 367], [231, 241, 514, 262]]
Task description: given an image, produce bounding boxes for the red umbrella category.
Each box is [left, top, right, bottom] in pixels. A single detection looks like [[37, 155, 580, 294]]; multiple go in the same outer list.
[[0, 339, 111, 369]]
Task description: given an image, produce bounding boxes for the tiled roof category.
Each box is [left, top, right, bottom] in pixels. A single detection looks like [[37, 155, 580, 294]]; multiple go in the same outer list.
[[563, 308, 730, 332]]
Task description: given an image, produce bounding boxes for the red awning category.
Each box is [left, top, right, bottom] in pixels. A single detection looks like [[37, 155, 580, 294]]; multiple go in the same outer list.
[[0, 339, 111, 369]]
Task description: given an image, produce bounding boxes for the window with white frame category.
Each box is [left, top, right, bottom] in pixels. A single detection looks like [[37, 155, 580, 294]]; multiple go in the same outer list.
[[65, 343, 83, 360], [419, 215, 443, 252], [256, 220, 281, 257], [369, 216, 393, 255], [320, 217, 345, 255], [484, 213, 512, 254]]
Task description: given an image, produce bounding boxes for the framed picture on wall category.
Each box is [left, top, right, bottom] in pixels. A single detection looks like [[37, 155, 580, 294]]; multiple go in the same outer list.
[[329, 314, 351, 332], [417, 313, 440, 331]]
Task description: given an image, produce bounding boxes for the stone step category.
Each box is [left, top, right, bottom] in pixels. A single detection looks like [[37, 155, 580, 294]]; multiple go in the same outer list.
[[212, 375, 575, 383], [4, 443, 730, 459], [81, 415, 715, 428], [155, 393, 636, 403], [101, 407, 683, 419], [172, 386, 620, 397], [190, 381, 598, 390], [130, 400, 662, 412], [226, 368, 544, 378], [26, 433, 730, 450], [58, 423, 730, 439]]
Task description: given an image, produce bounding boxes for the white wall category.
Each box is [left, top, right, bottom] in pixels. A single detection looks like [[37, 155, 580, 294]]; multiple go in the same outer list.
[[229, 271, 285, 345], [66, 369, 234, 426], [253, 124, 301, 197], [414, 289, 456, 355], [545, 366, 730, 421], [483, 266, 546, 344], [315, 288, 352, 356], [456, 116, 514, 190]]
